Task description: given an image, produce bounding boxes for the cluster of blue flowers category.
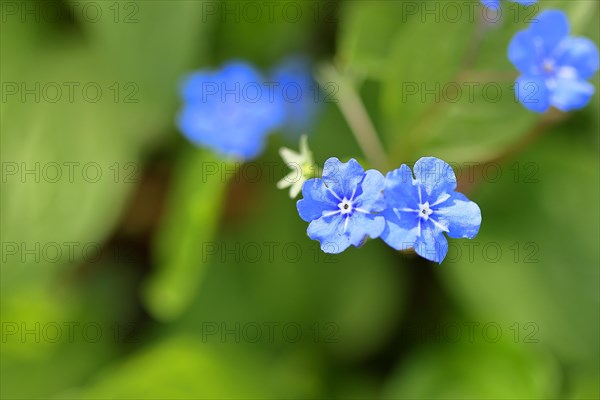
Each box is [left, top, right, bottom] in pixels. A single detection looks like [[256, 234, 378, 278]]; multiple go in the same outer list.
[[178, 58, 317, 160], [297, 157, 482, 263], [175, 4, 598, 264]]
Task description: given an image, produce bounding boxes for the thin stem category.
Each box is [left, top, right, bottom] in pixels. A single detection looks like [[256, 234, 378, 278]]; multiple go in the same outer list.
[[317, 63, 389, 171]]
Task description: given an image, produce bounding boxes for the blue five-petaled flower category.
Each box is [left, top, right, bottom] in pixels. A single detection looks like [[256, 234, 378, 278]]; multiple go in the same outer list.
[[296, 157, 482, 262], [178, 62, 285, 160], [509, 10, 600, 113], [380, 158, 482, 264], [297, 158, 386, 254]]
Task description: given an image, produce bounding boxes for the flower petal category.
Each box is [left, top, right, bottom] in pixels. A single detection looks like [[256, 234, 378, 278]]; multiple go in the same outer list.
[[177, 105, 266, 159], [515, 75, 550, 113], [434, 192, 482, 239], [307, 215, 350, 254], [380, 208, 420, 251], [354, 169, 386, 212], [529, 10, 570, 54], [384, 165, 420, 210], [270, 57, 320, 137], [508, 30, 539, 76], [413, 157, 457, 201], [290, 179, 304, 199], [307, 212, 385, 254], [296, 178, 337, 222], [322, 158, 365, 200], [414, 223, 449, 264], [345, 213, 386, 246], [279, 147, 304, 166], [277, 171, 296, 189], [554, 37, 600, 80], [549, 77, 595, 112]]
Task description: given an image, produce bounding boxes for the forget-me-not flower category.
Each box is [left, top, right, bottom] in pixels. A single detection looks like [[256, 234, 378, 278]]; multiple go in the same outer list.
[[178, 62, 285, 160], [509, 10, 599, 112], [380, 157, 481, 263], [297, 158, 386, 254], [270, 56, 320, 138]]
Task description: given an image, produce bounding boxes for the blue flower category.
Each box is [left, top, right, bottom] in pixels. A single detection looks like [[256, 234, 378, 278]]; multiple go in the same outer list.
[[297, 158, 386, 254], [270, 56, 320, 138], [380, 157, 481, 264], [509, 10, 599, 112], [481, 0, 536, 8], [177, 62, 285, 160]]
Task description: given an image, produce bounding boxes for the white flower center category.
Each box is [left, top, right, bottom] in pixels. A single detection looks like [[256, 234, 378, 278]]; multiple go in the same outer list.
[[542, 59, 555, 73], [338, 198, 353, 215], [418, 202, 434, 221]]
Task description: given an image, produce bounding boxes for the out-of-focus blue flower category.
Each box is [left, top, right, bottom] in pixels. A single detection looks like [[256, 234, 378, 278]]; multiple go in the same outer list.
[[270, 56, 320, 137], [380, 157, 481, 264], [297, 158, 386, 254], [178, 62, 285, 160], [509, 10, 599, 112], [481, 0, 536, 8]]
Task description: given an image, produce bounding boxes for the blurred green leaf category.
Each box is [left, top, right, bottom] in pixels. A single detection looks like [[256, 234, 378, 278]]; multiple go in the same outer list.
[[382, 341, 560, 399], [337, 1, 405, 80], [0, 259, 139, 399], [165, 159, 408, 361], [79, 0, 215, 136], [142, 149, 233, 321], [68, 334, 323, 399], [213, 0, 318, 66], [438, 131, 599, 364], [1, 1, 213, 396], [566, 363, 600, 400]]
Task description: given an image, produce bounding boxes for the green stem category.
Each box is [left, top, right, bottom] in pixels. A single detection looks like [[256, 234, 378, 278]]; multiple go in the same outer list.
[[317, 63, 389, 171], [569, 0, 599, 35]]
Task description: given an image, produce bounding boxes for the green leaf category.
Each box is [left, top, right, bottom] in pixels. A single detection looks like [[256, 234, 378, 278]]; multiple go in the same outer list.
[[383, 341, 560, 399], [214, 0, 317, 66], [78, 1, 214, 136], [166, 160, 408, 361], [142, 149, 234, 321], [438, 131, 599, 364], [1, 3, 213, 396], [336, 1, 599, 165], [337, 1, 406, 79], [68, 335, 324, 399], [0, 258, 139, 399]]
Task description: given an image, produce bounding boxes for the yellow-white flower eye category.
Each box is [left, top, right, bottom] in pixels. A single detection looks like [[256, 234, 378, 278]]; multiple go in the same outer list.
[[277, 135, 317, 199]]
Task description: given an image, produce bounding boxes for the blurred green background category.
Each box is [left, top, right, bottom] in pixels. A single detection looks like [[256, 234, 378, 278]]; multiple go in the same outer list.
[[1, 0, 598, 399]]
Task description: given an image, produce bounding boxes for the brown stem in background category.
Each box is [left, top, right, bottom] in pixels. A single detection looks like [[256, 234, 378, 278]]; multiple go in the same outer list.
[[457, 108, 569, 194]]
